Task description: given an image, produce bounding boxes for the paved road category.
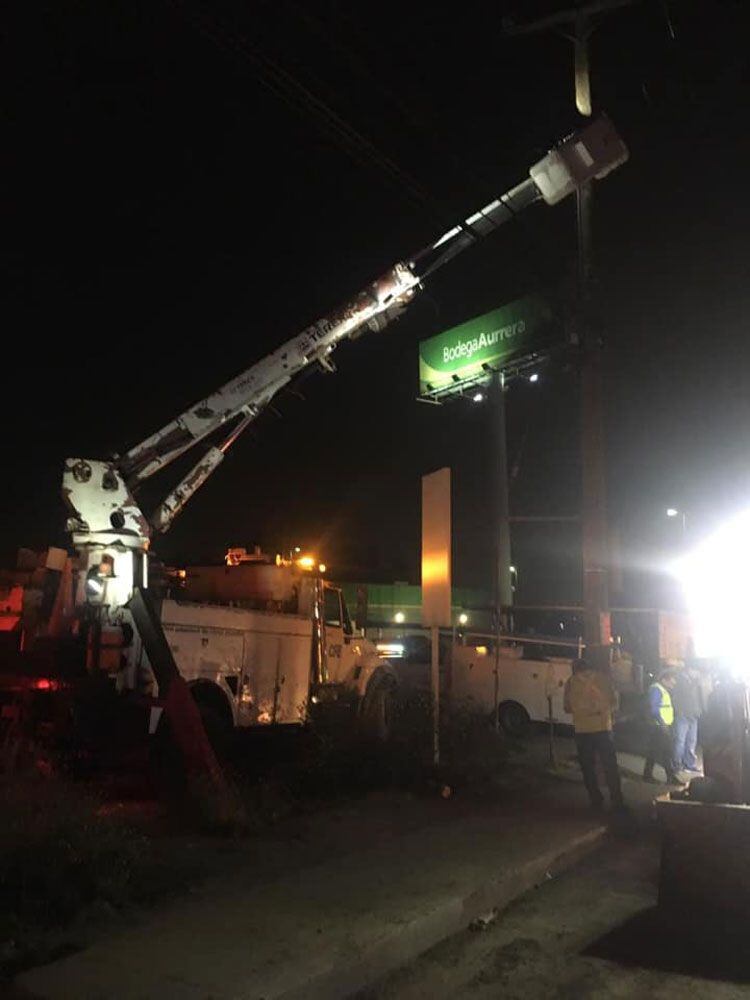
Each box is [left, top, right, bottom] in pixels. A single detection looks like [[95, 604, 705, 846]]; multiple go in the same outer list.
[[363, 821, 750, 1000]]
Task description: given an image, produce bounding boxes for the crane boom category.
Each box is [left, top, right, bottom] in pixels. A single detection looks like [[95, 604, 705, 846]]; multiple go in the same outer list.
[[120, 264, 420, 487], [62, 113, 628, 616], [146, 177, 542, 534]]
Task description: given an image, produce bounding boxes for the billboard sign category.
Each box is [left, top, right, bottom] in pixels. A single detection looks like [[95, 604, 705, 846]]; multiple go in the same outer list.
[[418, 294, 558, 398]]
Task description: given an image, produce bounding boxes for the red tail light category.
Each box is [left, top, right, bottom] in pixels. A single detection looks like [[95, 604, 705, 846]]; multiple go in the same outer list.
[[31, 678, 58, 691]]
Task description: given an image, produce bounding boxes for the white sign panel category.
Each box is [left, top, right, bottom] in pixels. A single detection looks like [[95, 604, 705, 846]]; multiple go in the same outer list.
[[421, 467, 451, 627]]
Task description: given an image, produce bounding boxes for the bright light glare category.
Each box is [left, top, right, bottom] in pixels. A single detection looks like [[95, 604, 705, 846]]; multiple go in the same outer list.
[[529, 373, 539, 383], [318, 563, 327, 574], [675, 509, 750, 675], [297, 555, 315, 569], [394, 611, 405, 624], [472, 392, 484, 403], [666, 508, 679, 518], [458, 613, 469, 625]]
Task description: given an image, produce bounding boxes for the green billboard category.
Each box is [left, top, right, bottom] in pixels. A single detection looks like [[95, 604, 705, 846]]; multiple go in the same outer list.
[[418, 295, 557, 398]]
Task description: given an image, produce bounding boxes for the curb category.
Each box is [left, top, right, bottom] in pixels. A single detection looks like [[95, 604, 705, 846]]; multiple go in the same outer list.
[[15, 824, 609, 1000], [277, 824, 607, 1000]]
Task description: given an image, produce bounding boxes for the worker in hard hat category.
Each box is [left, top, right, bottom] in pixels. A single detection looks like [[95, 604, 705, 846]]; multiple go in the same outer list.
[[643, 669, 681, 785], [564, 657, 625, 813]]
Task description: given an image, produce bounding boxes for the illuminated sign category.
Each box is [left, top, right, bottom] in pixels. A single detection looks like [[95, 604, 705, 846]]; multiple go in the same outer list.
[[418, 295, 558, 398]]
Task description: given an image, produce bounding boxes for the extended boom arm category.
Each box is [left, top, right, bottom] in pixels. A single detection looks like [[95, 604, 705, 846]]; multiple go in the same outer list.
[[63, 114, 627, 613]]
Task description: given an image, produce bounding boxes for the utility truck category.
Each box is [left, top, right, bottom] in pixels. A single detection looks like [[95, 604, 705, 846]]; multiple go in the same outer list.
[[161, 550, 396, 743], [1, 116, 628, 796]]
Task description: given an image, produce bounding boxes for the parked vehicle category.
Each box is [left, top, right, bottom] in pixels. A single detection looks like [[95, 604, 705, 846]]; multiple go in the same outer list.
[[159, 554, 397, 743], [451, 642, 574, 735]]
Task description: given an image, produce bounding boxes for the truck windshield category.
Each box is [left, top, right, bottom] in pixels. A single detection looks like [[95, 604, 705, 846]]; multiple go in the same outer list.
[[324, 588, 342, 628], [341, 594, 353, 636]]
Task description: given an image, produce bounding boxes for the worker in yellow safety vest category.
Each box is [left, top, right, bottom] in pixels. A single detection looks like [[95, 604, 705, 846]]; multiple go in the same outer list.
[[644, 670, 680, 785]]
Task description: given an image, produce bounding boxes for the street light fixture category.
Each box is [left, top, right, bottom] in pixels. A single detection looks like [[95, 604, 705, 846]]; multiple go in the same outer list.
[[472, 392, 484, 402], [528, 373, 539, 383], [458, 612, 468, 626], [394, 611, 405, 624]]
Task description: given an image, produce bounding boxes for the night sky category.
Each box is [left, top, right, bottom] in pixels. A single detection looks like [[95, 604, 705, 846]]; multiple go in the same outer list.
[[4, 0, 749, 605]]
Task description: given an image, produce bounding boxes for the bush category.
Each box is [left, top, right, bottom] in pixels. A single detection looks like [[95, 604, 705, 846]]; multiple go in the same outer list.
[[0, 775, 152, 943], [441, 703, 515, 791]]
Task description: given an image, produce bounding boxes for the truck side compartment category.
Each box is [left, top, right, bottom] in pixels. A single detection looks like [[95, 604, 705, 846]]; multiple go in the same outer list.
[[160, 599, 314, 727]]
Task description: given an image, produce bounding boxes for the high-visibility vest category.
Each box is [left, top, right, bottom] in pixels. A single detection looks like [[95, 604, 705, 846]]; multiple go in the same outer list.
[[653, 682, 674, 726], [564, 671, 616, 733]]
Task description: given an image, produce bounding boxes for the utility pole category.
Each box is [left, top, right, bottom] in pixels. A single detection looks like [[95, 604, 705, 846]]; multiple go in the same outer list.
[[505, 0, 640, 653]]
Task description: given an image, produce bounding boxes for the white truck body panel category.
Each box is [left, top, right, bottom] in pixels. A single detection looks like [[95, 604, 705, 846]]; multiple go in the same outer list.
[[452, 645, 573, 724], [160, 599, 313, 725]]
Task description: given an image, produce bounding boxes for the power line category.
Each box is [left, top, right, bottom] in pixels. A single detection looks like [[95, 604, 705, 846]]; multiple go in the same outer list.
[[165, 0, 449, 229], [281, 0, 496, 196], [274, 1, 559, 283]]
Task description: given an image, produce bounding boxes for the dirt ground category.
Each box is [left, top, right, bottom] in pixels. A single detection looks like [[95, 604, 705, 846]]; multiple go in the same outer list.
[[2, 721, 693, 999], [0, 713, 530, 985]]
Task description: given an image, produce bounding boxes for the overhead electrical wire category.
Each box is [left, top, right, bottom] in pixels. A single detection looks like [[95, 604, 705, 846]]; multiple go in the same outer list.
[[164, 0, 557, 274], [275, 0, 564, 285], [165, 0, 449, 230]]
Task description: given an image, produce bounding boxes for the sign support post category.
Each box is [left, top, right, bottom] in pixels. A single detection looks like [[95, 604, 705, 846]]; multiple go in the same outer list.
[[422, 468, 452, 769], [430, 624, 440, 766], [490, 371, 514, 629], [490, 371, 513, 732]]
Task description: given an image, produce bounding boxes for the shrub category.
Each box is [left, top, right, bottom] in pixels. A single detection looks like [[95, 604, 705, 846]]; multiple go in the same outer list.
[[0, 775, 151, 942]]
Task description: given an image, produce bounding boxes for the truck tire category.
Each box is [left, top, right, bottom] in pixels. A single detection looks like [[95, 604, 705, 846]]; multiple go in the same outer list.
[[190, 685, 233, 757], [150, 687, 233, 796], [361, 675, 397, 745], [197, 703, 232, 755], [498, 700, 530, 737]]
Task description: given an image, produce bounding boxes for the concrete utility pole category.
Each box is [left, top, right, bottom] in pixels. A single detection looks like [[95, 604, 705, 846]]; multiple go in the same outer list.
[[505, 0, 640, 650]]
